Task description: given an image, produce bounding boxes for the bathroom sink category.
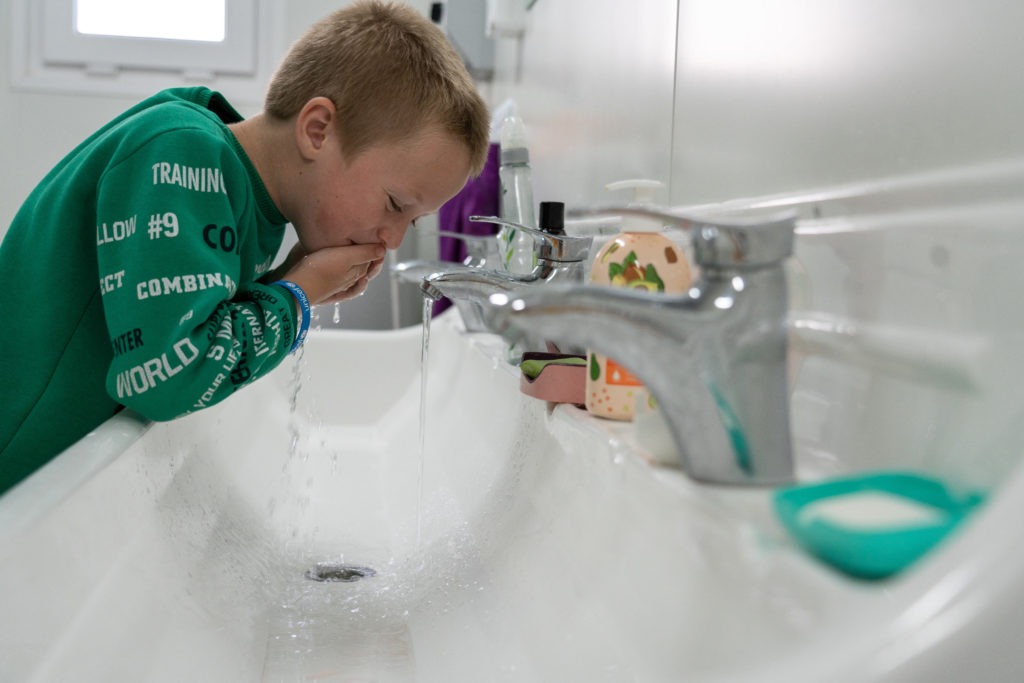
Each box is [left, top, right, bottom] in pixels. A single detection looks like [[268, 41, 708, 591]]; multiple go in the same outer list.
[[0, 306, 1022, 682]]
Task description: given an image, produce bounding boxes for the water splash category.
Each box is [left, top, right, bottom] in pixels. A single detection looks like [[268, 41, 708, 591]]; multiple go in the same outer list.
[[287, 345, 305, 460]]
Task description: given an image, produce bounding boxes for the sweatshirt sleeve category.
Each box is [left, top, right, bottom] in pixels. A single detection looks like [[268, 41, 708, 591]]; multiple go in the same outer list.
[[95, 125, 296, 421]]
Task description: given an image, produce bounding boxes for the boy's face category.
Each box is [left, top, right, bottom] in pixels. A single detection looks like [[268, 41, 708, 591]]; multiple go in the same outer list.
[[292, 125, 472, 255]]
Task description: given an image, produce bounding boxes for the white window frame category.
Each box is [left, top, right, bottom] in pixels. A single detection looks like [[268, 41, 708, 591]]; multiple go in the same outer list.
[[11, 0, 286, 104]]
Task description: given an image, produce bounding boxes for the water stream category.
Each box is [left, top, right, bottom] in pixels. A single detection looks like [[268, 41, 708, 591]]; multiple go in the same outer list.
[[261, 303, 432, 680], [416, 297, 433, 549]]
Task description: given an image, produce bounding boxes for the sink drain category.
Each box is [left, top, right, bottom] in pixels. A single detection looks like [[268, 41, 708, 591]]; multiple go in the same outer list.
[[305, 563, 376, 583]]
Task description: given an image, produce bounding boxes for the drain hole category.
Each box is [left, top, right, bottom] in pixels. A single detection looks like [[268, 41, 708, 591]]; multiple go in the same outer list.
[[305, 563, 376, 583]]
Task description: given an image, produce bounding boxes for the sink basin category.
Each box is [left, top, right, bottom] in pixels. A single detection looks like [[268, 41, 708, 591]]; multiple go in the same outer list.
[[1, 307, 1021, 682]]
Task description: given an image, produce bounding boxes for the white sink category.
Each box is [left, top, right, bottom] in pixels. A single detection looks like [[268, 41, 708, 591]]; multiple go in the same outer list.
[[1, 306, 1021, 682]]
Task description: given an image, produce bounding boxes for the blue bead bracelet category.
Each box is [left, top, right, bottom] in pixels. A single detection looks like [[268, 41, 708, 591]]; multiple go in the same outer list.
[[273, 280, 311, 354]]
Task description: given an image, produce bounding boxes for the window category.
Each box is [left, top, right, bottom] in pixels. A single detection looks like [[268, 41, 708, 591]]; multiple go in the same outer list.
[[11, 0, 285, 102], [75, 0, 227, 43]]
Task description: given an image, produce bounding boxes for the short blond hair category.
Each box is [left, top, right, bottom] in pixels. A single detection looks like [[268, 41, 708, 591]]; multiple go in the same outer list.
[[266, 1, 489, 176]]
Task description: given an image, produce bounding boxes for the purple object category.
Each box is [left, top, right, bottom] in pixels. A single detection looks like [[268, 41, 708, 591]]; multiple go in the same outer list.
[[433, 143, 500, 315]]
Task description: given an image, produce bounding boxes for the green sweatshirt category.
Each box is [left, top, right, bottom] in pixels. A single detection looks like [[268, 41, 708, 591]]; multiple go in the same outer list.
[[0, 87, 297, 495]]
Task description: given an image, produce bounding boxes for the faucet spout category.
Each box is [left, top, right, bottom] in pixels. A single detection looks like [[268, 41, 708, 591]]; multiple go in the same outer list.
[[392, 259, 469, 286], [404, 217, 594, 353], [416, 267, 541, 336], [421, 268, 530, 303], [489, 276, 793, 485]]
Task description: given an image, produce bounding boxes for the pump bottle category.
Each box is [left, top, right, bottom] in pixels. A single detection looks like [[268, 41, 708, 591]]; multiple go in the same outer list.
[[585, 180, 693, 421]]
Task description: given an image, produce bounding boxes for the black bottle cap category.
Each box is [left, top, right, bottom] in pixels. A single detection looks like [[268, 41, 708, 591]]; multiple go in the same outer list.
[[539, 201, 565, 235]]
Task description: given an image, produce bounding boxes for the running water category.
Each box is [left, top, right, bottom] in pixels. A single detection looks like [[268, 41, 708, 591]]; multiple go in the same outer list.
[[415, 297, 433, 549], [287, 345, 305, 459]]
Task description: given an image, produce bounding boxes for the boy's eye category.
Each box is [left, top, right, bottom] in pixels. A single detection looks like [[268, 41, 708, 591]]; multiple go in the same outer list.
[[387, 195, 402, 213]]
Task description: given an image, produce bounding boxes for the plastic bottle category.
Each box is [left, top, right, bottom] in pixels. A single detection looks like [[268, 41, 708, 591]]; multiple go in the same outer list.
[[498, 113, 536, 275], [503, 201, 564, 364], [585, 180, 693, 421]]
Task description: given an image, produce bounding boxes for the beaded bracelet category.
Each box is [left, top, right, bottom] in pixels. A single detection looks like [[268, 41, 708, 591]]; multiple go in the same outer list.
[[272, 280, 310, 354]]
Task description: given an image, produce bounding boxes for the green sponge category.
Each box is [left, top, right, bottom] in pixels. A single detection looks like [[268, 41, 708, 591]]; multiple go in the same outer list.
[[519, 355, 586, 380]]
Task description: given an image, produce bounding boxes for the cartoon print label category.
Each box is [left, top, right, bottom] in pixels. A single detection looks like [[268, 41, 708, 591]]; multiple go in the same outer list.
[[604, 357, 642, 386], [605, 249, 665, 292]]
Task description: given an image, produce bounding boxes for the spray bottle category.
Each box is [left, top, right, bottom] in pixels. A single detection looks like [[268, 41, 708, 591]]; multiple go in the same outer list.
[[498, 113, 536, 275]]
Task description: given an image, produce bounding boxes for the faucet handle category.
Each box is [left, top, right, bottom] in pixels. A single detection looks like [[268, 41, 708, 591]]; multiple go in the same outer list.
[[468, 215, 592, 263], [427, 228, 498, 242], [568, 206, 796, 269]]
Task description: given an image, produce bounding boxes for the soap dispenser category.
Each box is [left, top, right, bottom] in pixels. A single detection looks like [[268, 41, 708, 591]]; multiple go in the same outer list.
[[585, 180, 692, 421]]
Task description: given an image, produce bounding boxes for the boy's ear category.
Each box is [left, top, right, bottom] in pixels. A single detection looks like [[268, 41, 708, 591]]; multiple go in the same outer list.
[[295, 97, 337, 160]]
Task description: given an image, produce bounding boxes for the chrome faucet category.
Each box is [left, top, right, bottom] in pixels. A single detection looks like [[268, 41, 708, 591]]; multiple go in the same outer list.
[[468, 215, 592, 283], [485, 206, 797, 486], [391, 229, 500, 332], [421, 216, 591, 296], [416, 217, 592, 349]]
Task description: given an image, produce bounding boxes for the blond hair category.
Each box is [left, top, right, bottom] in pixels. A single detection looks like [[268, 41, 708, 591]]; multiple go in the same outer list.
[[266, 1, 489, 175]]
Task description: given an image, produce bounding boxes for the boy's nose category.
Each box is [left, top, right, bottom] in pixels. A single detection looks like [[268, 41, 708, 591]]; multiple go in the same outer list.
[[377, 219, 410, 251]]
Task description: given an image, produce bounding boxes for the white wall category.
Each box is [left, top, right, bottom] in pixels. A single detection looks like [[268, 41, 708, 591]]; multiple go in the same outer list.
[[671, 0, 1024, 204], [490, 0, 678, 209], [491, 0, 1024, 207]]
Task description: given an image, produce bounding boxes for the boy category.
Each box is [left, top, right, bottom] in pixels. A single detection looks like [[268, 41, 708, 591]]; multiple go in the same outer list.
[[0, 1, 489, 495]]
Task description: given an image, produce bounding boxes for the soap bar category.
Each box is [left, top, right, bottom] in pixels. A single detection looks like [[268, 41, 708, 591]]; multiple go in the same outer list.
[[774, 471, 985, 580], [797, 491, 949, 531]]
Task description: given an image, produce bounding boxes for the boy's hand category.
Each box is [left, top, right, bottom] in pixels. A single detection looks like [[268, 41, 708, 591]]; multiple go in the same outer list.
[[279, 243, 386, 306]]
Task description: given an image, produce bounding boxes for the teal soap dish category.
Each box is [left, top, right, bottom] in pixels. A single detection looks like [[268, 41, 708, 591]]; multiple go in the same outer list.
[[773, 471, 985, 580]]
